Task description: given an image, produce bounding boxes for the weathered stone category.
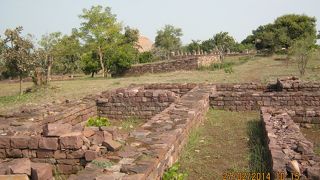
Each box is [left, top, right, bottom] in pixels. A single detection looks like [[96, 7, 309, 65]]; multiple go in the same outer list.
[[57, 159, 79, 165], [83, 127, 95, 137], [85, 150, 98, 161], [39, 137, 58, 150], [37, 150, 54, 158], [95, 172, 125, 180], [28, 136, 40, 149], [66, 149, 84, 159], [6, 149, 22, 158], [8, 158, 31, 176], [54, 150, 66, 159], [0, 175, 29, 180], [0, 136, 10, 148], [31, 163, 53, 180], [43, 123, 72, 137], [56, 164, 73, 175], [122, 174, 145, 180], [60, 132, 83, 149], [10, 136, 30, 149], [102, 139, 122, 151]]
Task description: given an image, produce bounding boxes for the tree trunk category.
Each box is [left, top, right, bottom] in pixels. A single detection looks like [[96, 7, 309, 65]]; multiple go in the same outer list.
[[46, 56, 53, 84], [19, 75, 22, 96], [98, 47, 106, 77], [91, 72, 94, 78]]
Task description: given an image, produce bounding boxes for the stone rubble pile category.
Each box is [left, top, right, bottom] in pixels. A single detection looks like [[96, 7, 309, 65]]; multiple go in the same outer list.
[[261, 107, 320, 179]]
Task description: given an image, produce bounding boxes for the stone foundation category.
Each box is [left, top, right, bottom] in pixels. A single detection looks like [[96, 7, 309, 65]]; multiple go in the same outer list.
[[261, 107, 320, 179]]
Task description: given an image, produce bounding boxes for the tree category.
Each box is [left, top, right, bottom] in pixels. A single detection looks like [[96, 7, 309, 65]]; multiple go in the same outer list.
[[124, 26, 139, 45], [39, 32, 62, 83], [289, 36, 316, 76], [54, 31, 81, 77], [80, 51, 101, 77], [186, 40, 201, 54], [244, 14, 317, 53], [201, 39, 215, 53], [155, 25, 182, 55], [2, 27, 36, 95], [79, 5, 122, 77], [212, 32, 236, 61]]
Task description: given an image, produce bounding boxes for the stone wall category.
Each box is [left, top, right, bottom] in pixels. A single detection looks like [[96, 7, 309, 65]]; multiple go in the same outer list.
[[261, 107, 320, 179], [97, 88, 179, 120], [70, 85, 215, 179], [123, 55, 219, 76]]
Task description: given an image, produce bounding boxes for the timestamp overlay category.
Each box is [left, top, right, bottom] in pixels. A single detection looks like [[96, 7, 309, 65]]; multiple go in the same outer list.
[[222, 171, 301, 180]]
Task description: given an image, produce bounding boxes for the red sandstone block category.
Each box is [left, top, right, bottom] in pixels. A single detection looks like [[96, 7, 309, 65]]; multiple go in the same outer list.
[[0, 149, 5, 158], [28, 136, 40, 149], [85, 150, 98, 161], [66, 149, 84, 159], [37, 150, 54, 158], [56, 164, 73, 175], [22, 149, 37, 158], [39, 137, 59, 150], [8, 158, 31, 176], [31, 162, 53, 180], [10, 136, 30, 149], [0, 136, 10, 148], [57, 159, 80, 165], [60, 132, 84, 149], [6, 149, 22, 158], [54, 150, 66, 159]]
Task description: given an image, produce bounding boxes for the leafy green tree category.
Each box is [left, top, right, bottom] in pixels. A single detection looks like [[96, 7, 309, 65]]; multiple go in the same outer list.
[[79, 5, 122, 77], [155, 25, 182, 55], [38, 32, 62, 83], [289, 36, 317, 76], [244, 14, 317, 53], [138, 51, 153, 63], [106, 43, 138, 76], [201, 39, 215, 53], [186, 40, 201, 53], [124, 26, 139, 45], [2, 27, 36, 94], [80, 51, 101, 77], [54, 31, 81, 77], [212, 32, 236, 60]]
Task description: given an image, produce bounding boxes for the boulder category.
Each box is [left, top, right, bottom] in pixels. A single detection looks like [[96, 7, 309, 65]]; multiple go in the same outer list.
[[8, 158, 31, 176]]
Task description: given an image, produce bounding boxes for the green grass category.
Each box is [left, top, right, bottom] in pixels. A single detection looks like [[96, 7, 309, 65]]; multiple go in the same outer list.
[[0, 55, 319, 113], [119, 117, 143, 132], [179, 109, 270, 180]]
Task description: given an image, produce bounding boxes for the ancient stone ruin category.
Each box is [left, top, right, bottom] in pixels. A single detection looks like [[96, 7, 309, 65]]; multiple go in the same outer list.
[[0, 77, 319, 179]]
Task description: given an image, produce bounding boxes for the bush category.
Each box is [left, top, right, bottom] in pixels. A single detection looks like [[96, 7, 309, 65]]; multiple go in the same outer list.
[[86, 117, 111, 127], [138, 51, 154, 64], [163, 163, 187, 180], [224, 66, 234, 74]]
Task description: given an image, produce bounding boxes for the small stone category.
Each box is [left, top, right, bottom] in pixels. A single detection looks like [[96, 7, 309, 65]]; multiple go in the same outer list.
[[102, 139, 122, 151]]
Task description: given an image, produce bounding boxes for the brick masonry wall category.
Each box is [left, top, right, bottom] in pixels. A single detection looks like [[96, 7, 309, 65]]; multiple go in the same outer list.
[[71, 85, 215, 180], [261, 107, 320, 179], [123, 55, 219, 76], [97, 88, 179, 120]]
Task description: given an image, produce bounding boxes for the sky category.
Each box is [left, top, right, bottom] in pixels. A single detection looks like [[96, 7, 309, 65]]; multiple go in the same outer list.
[[1, 0, 319, 44]]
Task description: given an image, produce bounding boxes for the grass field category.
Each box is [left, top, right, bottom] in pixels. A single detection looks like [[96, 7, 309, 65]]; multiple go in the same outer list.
[[179, 110, 271, 180], [0, 55, 319, 113]]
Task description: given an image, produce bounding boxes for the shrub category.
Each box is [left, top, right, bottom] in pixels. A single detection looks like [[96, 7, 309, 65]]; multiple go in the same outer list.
[[86, 117, 111, 127], [224, 66, 234, 74], [138, 51, 154, 64], [163, 163, 187, 180]]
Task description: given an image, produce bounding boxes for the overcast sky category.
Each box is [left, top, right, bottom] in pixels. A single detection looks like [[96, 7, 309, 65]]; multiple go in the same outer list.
[[1, 0, 319, 44]]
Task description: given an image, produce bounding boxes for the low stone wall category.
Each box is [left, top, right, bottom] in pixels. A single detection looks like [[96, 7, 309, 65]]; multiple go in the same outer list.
[[261, 107, 320, 179], [277, 77, 320, 92], [286, 107, 320, 124], [97, 88, 179, 120], [123, 55, 219, 76], [70, 85, 215, 179], [131, 83, 197, 97]]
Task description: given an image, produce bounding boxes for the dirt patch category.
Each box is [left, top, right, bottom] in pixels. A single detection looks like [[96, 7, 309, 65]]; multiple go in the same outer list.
[[179, 110, 270, 180], [301, 126, 320, 156]]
